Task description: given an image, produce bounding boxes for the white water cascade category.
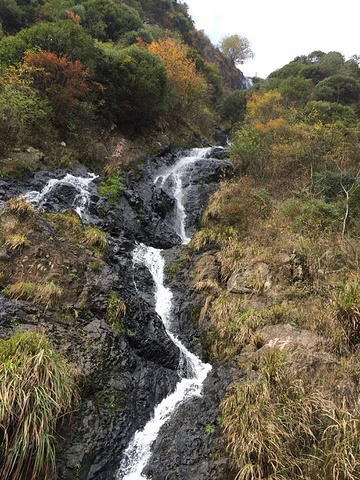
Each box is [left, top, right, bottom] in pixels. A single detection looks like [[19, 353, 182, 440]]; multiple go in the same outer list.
[[116, 148, 213, 479], [24, 173, 98, 220], [154, 147, 212, 244]]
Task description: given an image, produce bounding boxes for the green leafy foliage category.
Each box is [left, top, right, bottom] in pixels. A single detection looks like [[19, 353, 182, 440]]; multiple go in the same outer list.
[[0, 64, 53, 155], [96, 45, 168, 127], [0, 20, 98, 68], [82, 0, 142, 41], [230, 125, 262, 174], [219, 90, 247, 125], [219, 33, 254, 65], [303, 100, 358, 125], [312, 74, 360, 105]]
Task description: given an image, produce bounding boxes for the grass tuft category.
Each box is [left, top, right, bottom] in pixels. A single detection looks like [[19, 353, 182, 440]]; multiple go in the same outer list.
[[83, 226, 108, 254], [1, 197, 36, 220], [106, 290, 127, 334], [4, 281, 62, 309], [0, 330, 79, 480], [3, 233, 30, 251]]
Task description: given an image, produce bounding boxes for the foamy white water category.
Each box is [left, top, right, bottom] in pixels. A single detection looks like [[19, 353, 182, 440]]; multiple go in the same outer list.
[[154, 147, 212, 244], [24, 173, 98, 220], [116, 148, 214, 479], [116, 245, 211, 480]]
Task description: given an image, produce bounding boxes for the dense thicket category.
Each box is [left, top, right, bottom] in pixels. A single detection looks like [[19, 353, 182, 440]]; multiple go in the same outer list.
[[0, 0, 226, 159]]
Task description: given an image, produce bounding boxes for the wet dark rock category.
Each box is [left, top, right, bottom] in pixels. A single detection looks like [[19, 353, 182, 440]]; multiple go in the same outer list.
[[144, 366, 235, 480], [0, 144, 235, 480]]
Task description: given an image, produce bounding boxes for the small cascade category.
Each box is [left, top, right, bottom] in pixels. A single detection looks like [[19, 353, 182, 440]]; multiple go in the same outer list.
[[116, 147, 214, 479], [24, 173, 98, 221], [155, 147, 211, 244]]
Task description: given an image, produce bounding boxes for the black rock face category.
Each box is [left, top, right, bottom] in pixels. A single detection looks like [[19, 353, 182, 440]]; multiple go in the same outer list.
[[0, 145, 234, 480]]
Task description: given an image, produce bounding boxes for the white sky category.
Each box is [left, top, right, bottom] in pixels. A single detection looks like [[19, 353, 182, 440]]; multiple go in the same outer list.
[[184, 0, 360, 78]]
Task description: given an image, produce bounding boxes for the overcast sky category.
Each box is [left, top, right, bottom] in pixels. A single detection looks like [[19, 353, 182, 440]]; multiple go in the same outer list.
[[184, 0, 360, 78]]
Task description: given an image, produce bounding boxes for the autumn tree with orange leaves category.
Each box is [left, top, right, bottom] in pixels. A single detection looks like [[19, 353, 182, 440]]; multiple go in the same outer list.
[[24, 50, 92, 130], [145, 37, 209, 119]]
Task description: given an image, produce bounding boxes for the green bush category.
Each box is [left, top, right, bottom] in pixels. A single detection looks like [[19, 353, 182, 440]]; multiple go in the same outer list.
[[230, 126, 262, 175], [0, 330, 78, 480], [303, 101, 358, 125], [82, 0, 142, 41], [0, 74, 53, 155], [95, 45, 168, 127], [282, 196, 340, 234], [0, 20, 98, 68], [312, 74, 360, 105], [219, 90, 247, 125], [120, 28, 153, 47]]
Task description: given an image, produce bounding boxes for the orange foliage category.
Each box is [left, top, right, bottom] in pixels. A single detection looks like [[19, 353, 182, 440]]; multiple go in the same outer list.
[[65, 10, 81, 24], [144, 37, 207, 110], [246, 90, 285, 124], [24, 50, 90, 108]]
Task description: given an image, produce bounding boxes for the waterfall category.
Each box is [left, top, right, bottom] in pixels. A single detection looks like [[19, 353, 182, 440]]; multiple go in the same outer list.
[[116, 148, 213, 479], [154, 147, 211, 244], [24, 173, 98, 220]]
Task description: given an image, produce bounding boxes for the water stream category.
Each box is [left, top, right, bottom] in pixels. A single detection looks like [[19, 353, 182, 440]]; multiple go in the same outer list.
[[24, 172, 98, 221], [116, 148, 213, 479]]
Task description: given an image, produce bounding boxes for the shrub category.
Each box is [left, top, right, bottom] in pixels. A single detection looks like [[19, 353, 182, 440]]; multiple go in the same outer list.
[[281, 195, 340, 235], [219, 90, 247, 125], [146, 37, 209, 117], [0, 66, 53, 156], [312, 75, 360, 105], [95, 45, 168, 127], [230, 126, 262, 175], [24, 50, 92, 132], [82, 0, 142, 41], [120, 28, 153, 47], [303, 101, 358, 126], [0, 330, 79, 480], [0, 20, 97, 69]]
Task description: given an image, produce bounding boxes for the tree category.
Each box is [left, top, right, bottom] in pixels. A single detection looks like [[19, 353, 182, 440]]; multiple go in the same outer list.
[[95, 45, 168, 127], [219, 34, 254, 65], [24, 50, 92, 130], [145, 37, 208, 112], [312, 74, 360, 105]]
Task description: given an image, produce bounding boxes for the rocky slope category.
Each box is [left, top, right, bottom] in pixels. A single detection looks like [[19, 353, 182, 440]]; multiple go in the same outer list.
[[0, 145, 234, 480]]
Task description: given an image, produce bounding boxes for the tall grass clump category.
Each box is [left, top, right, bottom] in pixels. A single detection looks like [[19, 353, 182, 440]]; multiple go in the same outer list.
[[83, 225, 108, 254], [203, 178, 271, 234], [0, 330, 79, 480], [221, 347, 360, 479], [332, 275, 360, 350], [0, 197, 36, 221], [4, 281, 63, 309], [106, 290, 126, 334]]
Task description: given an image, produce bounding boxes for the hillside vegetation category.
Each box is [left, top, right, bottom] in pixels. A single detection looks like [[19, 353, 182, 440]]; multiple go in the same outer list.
[[2, 0, 360, 477], [0, 0, 240, 175], [189, 50, 360, 479]]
